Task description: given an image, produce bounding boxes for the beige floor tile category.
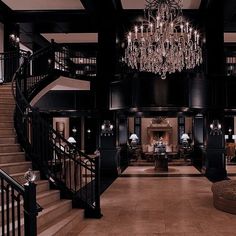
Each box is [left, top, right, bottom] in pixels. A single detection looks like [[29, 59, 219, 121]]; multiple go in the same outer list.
[[69, 168, 236, 235]]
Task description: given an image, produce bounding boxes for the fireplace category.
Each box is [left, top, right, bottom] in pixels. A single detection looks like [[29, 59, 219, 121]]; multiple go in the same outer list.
[[147, 126, 172, 145]]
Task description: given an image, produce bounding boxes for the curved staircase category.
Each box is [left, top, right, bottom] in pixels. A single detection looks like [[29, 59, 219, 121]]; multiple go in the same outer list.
[[0, 83, 84, 235]]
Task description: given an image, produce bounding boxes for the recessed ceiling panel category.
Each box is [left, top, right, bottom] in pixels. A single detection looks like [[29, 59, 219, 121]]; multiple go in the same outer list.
[[1, 0, 84, 10], [41, 33, 98, 43], [121, 0, 201, 9]]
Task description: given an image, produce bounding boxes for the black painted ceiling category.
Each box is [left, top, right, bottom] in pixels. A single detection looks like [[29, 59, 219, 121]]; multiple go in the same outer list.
[[0, 0, 236, 48]]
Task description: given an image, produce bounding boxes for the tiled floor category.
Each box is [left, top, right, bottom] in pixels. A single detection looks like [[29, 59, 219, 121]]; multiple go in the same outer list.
[[69, 171, 236, 235]]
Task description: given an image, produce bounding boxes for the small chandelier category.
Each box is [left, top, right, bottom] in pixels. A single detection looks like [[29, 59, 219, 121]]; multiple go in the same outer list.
[[123, 0, 203, 79]]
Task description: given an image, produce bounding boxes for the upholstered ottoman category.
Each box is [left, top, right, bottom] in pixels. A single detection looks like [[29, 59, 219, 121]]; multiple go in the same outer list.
[[212, 180, 236, 214]]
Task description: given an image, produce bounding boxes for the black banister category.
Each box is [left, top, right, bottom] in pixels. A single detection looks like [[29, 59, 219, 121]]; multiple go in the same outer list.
[[0, 169, 24, 195], [0, 50, 28, 83], [11, 43, 102, 220], [24, 182, 38, 236], [0, 169, 42, 236]]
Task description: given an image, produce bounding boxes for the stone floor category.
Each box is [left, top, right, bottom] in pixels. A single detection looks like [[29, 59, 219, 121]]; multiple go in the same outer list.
[[69, 168, 236, 235]]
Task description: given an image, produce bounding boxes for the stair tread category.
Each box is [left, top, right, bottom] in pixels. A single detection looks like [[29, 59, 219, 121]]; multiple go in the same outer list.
[[0, 128, 14, 130], [0, 144, 19, 146], [0, 161, 31, 167], [38, 199, 71, 216], [37, 190, 60, 200], [0, 135, 16, 138], [0, 152, 25, 156], [38, 209, 84, 236], [0, 152, 24, 156], [0, 100, 14, 102], [36, 179, 49, 185]]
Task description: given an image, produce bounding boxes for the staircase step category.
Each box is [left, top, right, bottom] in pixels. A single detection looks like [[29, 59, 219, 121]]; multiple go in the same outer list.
[[0, 90, 13, 94], [0, 132, 15, 138], [0, 84, 14, 89], [0, 99, 15, 105], [37, 190, 61, 207], [0, 136, 16, 144], [37, 200, 72, 229], [36, 180, 50, 193], [0, 162, 32, 174], [0, 128, 15, 135], [0, 144, 20, 152], [0, 104, 15, 110], [0, 122, 14, 128], [0, 113, 14, 118], [0, 184, 56, 227], [38, 209, 84, 236], [0, 118, 14, 124], [0, 109, 14, 117], [0, 96, 14, 100], [0, 152, 25, 164]]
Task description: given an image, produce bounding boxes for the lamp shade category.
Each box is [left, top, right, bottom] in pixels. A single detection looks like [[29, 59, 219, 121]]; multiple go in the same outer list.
[[129, 133, 138, 141], [67, 137, 76, 144], [181, 133, 190, 140]]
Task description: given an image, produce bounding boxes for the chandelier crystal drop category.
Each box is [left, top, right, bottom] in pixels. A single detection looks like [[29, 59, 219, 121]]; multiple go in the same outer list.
[[123, 0, 203, 79]]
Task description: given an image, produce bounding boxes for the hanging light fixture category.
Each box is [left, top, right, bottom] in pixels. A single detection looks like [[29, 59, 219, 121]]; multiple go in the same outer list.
[[123, 0, 203, 79]]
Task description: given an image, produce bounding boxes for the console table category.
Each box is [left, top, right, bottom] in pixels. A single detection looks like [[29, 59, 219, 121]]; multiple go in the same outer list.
[[154, 153, 168, 171]]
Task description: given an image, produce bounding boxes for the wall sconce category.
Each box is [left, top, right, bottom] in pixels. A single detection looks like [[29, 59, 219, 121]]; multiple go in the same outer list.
[[72, 127, 77, 134], [210, 120, 222, 136], [101, 120, 114, 136], [9, 34, 20, 47]]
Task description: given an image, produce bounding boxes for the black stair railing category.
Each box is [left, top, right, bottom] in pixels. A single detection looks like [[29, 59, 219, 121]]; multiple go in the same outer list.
[[0, 50, 28, 83], [12, 44, 102, 218], [0, 169, 42, 236]]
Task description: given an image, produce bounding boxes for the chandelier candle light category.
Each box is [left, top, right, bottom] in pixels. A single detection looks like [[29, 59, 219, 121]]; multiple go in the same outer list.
[[123, 0, 202, 79]]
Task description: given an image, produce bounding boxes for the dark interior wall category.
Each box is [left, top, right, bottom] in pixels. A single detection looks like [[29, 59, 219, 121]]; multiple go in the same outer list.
[[189, 75, 207, 109], [35, 90, 94, 110], [110, 72, 190, 109]]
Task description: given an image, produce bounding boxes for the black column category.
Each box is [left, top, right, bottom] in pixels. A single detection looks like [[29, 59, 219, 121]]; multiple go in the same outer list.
[[205, 1, 225, 77], [204, 1, 227, 181], [96, 24, 118, 176]]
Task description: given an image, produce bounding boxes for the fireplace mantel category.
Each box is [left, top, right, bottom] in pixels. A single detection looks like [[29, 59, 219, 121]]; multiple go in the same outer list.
[[147, 126, 173, 145]]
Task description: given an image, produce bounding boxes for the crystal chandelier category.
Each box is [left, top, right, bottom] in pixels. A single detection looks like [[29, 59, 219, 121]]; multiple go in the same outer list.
[[123, 0, 203, 79]]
